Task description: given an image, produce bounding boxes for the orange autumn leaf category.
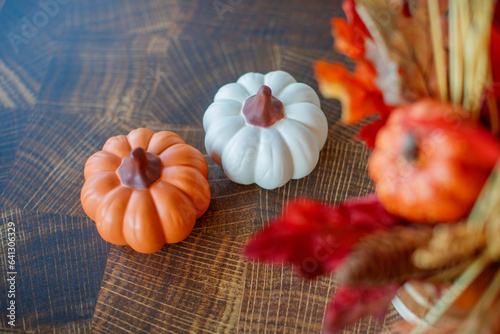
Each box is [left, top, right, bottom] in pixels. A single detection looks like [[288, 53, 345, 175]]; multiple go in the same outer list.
[[314, 60, 389, 124], [331, 18, 366, 60], [331, 0, 372, 60]]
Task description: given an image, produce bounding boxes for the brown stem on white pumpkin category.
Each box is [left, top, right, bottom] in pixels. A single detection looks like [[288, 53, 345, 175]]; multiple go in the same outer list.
[[242, 85, 285, 127], [118, 147, 162, 189]]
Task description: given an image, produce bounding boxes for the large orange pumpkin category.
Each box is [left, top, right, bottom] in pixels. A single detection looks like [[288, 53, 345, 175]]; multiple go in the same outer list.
[[369, 99, 500, 223], [81, 128, 211, 253]]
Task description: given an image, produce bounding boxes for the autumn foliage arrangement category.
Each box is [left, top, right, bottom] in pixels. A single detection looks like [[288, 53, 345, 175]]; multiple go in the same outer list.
[[244, 0, 500, 333]]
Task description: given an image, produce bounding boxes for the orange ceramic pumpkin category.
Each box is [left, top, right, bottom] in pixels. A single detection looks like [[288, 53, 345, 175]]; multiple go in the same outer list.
[[81, 128, 211, 253], [369, 99, 500, 223]]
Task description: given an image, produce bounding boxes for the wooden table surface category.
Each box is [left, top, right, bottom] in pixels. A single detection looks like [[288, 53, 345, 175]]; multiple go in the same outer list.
[[0, 1, 400, 333]]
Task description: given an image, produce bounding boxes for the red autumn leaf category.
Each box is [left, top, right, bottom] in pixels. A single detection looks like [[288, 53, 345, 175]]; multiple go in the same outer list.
[[357, 114, 390, 149], [243, 195, 402, 279], [322, 284, 400, 334], [342, 0, 371, 37]]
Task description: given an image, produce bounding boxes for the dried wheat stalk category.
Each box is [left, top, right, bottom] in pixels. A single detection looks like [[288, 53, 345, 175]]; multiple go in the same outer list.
[[337, 225, 435, 286], [413, 222, 486, 270]]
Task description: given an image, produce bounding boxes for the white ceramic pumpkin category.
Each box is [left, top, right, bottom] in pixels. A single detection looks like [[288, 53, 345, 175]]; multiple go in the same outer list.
[[203, 71, 328, 189]]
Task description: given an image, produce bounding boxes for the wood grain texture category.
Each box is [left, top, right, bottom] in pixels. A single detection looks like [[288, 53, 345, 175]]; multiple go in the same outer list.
[[0, 209, 108, 333], [67, 0, 196, 36], [0, 108, 30, 195], [0, 0, 402, 333], [0, 0, 65, 108], [0, 112, 130, 215], [182, 0, 344, 50], [37, 37, 281, 125]]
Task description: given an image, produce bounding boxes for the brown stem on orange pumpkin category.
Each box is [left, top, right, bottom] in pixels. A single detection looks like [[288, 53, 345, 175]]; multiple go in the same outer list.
[[242, 85, 285, 127], [403, 132, 419, 162], [118, 147, 162, 189]]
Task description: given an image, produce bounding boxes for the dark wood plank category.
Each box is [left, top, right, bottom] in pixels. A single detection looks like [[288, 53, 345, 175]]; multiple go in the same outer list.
[[0, 0, 67, 108], [181, 0, 344, 50], [0, 108, 30, 195], [0, 111, 128, 215], [36, 37, 281, 125], [36, 42, 174, 119], [64, 0, 343, 50], [67, 0, 196, 36], [0, 209, 109, 332]]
